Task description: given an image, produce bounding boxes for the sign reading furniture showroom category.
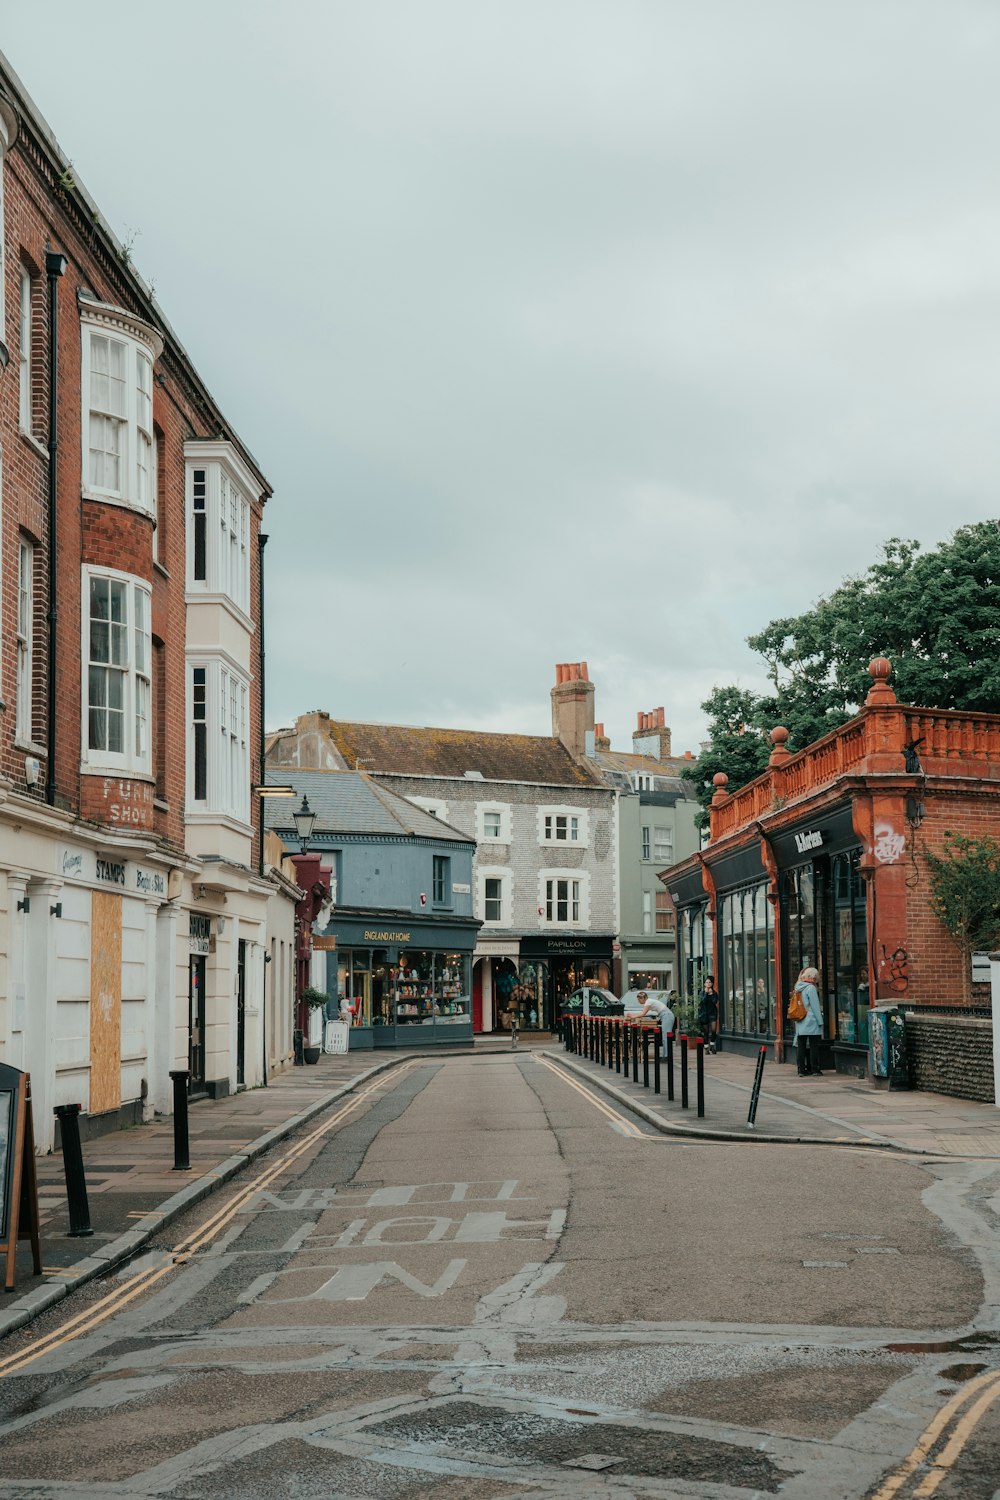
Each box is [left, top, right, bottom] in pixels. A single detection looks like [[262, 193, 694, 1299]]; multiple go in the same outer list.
[[61, 848, 167, 898]]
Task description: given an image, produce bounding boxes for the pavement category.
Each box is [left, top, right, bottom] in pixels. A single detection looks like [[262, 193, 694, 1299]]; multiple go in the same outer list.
[[4, 1031, 999, 1343]]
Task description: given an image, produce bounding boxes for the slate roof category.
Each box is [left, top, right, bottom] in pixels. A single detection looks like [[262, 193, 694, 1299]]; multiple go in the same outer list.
[[316, 721, 606, 787], [262, 771, 473, 844]]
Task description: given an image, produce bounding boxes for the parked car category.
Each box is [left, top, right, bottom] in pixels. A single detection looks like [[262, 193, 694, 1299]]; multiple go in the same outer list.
[[619, 988, 677, 1018], [564, 986, 624, 1017]]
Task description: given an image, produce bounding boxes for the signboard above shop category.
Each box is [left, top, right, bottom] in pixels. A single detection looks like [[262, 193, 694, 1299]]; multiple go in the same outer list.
[[61, 848, 167, 900]]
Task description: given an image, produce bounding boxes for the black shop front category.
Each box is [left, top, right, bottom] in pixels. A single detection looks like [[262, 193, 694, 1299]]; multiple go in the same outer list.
[[519, 934, 615, 1030]]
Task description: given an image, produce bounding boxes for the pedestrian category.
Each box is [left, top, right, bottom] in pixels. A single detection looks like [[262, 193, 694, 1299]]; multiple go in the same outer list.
[[506, 1002, 519, 1050], [630, 990, 676, 1056], [697, 977, 719, 1053], [338, 993, 354, 1026], [792, 966, 824, 1076]]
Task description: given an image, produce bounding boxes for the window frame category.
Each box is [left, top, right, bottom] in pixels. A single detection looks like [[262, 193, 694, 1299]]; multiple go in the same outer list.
[[16, 535, 33, 744], [18, 266, 32, 434], [478, 866, 510, 926], [81, 565, 153, 777], [184, 443, 259, 618], [653, 826, 673, 864], [538, 804, 588, 847], [80, 302, 163, 514], [476, 801, 512, 843], [187, 657, 252, 823], [432, 854, 451, 907]]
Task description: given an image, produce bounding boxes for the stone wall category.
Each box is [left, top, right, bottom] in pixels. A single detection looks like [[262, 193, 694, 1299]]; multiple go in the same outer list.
[[904, 1013, 995, 1103]]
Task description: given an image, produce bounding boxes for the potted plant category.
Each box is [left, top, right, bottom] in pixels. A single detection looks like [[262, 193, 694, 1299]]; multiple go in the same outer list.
[[301, 988, 328, 1062]]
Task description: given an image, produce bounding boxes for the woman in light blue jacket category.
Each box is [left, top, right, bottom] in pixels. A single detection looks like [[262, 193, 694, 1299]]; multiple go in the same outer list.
[[792, 966, 824, 1077]]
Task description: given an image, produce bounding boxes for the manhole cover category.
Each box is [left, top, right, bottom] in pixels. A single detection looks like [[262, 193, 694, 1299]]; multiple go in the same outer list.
[[563, 1454, 624, 1471]]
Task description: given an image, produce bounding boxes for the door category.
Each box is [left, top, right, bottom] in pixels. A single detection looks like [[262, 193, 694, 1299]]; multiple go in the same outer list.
[[188, 955, 206, 1091], [472, 960, 484, 1033], [236, 940, 247, 1088]]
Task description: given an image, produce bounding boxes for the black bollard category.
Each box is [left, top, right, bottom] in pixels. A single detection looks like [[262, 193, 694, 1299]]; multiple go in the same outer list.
[[680, 1035, 689, 1109], [599, 1018, 606, 1067], [615, 1021, 622, 1074], [169, 1069, 191, 1170], [632, 1023, 639, 1083], [747, 1045, 767, 1130], [694, 1037, 705, 1117], [642, 1028, 650, 1089], [54, 1103, 93, 1237], [666, 1029, 674, 1101], [653, 1030, 661, 1095]]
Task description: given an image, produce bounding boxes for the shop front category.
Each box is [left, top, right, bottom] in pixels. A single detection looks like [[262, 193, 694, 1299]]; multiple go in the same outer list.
[[321, 912, 478, 1049], [519, 934, 615, 1030]]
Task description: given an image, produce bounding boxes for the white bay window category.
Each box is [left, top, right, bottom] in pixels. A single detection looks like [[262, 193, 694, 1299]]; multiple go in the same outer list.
[[80, 301, 162, 513], [83, 568, 152, 775], [189, 659, 250, 823], [185, 444, 255, 615]]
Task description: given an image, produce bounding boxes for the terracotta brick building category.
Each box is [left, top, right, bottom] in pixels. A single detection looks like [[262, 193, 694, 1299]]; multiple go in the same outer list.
[[660, 657, 999, 1100], [0, 55, 296, 1146]]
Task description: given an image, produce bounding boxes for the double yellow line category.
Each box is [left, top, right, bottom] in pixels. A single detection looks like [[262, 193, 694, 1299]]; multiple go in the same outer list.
[[534, 1055, 646, 1138], [873, 1366, 1000, 1497], [0, 1064, 415, 1378]]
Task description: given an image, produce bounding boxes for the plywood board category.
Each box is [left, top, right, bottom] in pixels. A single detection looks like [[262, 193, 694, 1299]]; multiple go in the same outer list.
[[90, 891, 122, 1114]]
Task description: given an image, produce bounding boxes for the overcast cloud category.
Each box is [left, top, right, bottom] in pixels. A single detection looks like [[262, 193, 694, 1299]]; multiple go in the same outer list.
[[4, 1, 998, 753]]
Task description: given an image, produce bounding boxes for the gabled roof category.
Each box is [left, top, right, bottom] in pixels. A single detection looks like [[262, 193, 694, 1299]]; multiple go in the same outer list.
[[317, 721, 606, 788], [262, 771, 473, 843]]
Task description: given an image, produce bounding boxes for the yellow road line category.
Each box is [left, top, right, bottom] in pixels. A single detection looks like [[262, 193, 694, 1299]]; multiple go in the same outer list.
[[911, 1374, 1000, 1496], [534, 1055, 646, 1138], [0, 1061, 422, 1378], [871, 1368, 1000, 1499]]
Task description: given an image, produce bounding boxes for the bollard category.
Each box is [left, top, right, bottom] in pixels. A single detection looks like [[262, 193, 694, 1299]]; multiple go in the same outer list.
[[169, 1069, 191, 1170], [632, 1023, 640, 1083], [653, 1030, 661, 1094], [599, 1017, 606, 1067], [615, 1020, 622, 1074], [694, 1037, 705, 1117], [642, 1027, 650, 1090], [680, 1035, 689, 1109], [608, 1019, 615, 1071], [54, 1103, 93, 1237], [747, 1045, 767, 1130], [666, 1029, 674, 1101]]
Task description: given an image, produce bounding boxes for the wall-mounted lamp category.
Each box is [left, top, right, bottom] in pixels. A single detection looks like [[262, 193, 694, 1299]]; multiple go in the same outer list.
[[263, 952, 272, 964], [16, 896, 29, 914], [50, 902, 63, 919]]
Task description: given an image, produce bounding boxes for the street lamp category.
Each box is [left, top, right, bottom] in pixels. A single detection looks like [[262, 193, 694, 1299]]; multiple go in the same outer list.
[[292, 795, 317, 853]]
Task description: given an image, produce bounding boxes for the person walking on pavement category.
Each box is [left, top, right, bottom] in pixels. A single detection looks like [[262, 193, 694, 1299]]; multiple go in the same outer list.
[[698, 976, 719, 1053], [630, 990, 676, 1056], [792, 966, 824, 1076]]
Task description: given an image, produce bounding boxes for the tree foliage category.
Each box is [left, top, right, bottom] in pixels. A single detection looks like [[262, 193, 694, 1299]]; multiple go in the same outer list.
[[684, 522, 1000, 814], [924, 834, 1000, 998]]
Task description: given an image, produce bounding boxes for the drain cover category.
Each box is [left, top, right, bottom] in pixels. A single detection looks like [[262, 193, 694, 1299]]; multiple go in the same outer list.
[[563, 1454, 624, 1471]]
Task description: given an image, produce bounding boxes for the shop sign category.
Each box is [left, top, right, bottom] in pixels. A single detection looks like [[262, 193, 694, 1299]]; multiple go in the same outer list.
[[363, 929, 412, 943], [794, 829, 824, 854], [452, 883, 471, 895], [190, 915, 211, 954], [61, 849, 85, 880], [544, 938, 587, 953], [313, 935, 338, 951], [133, 866, 166, 897], [95, 856, 128, 888]]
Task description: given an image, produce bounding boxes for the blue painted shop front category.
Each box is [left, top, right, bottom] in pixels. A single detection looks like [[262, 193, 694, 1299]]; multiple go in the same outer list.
[[320, 911, 478, 1049]]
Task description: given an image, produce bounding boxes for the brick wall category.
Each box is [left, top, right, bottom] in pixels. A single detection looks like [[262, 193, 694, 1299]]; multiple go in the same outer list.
[[904, 1013, 995, 1103], [903, 787, 1000, 1008]]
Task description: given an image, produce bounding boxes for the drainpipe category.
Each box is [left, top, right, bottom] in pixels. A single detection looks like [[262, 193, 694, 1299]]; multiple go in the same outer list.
[[258, 532, 268, 877], [44, 252, 68, 807]]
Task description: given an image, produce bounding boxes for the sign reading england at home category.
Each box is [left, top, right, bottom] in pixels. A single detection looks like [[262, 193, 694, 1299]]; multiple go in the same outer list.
[[363, 930, 412, 943]]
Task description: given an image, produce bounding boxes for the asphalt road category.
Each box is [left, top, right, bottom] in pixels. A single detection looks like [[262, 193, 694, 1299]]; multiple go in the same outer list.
[[1, 1053, 999, 1498]]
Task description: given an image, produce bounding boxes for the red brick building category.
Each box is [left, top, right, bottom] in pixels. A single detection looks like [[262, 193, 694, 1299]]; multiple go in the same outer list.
[[661, 658, 999, 1100], [0, 56, 296, 1146]]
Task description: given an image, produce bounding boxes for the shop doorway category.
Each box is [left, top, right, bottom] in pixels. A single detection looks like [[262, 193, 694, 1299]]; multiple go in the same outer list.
[[493, 958, 518, 1031], [236, 939, 247, 1088], [472, 961, 484, 1032], [188, 954, 206, 1093]]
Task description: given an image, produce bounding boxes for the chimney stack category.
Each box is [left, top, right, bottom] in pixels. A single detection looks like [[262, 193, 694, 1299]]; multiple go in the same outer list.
[[632, 706, 672, 761], [594, 721, 611, 751], [551, 662, 595, 759]]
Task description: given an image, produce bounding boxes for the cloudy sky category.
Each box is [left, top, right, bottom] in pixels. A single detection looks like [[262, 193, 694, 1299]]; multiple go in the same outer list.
[[4, 2, 998, 754]]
